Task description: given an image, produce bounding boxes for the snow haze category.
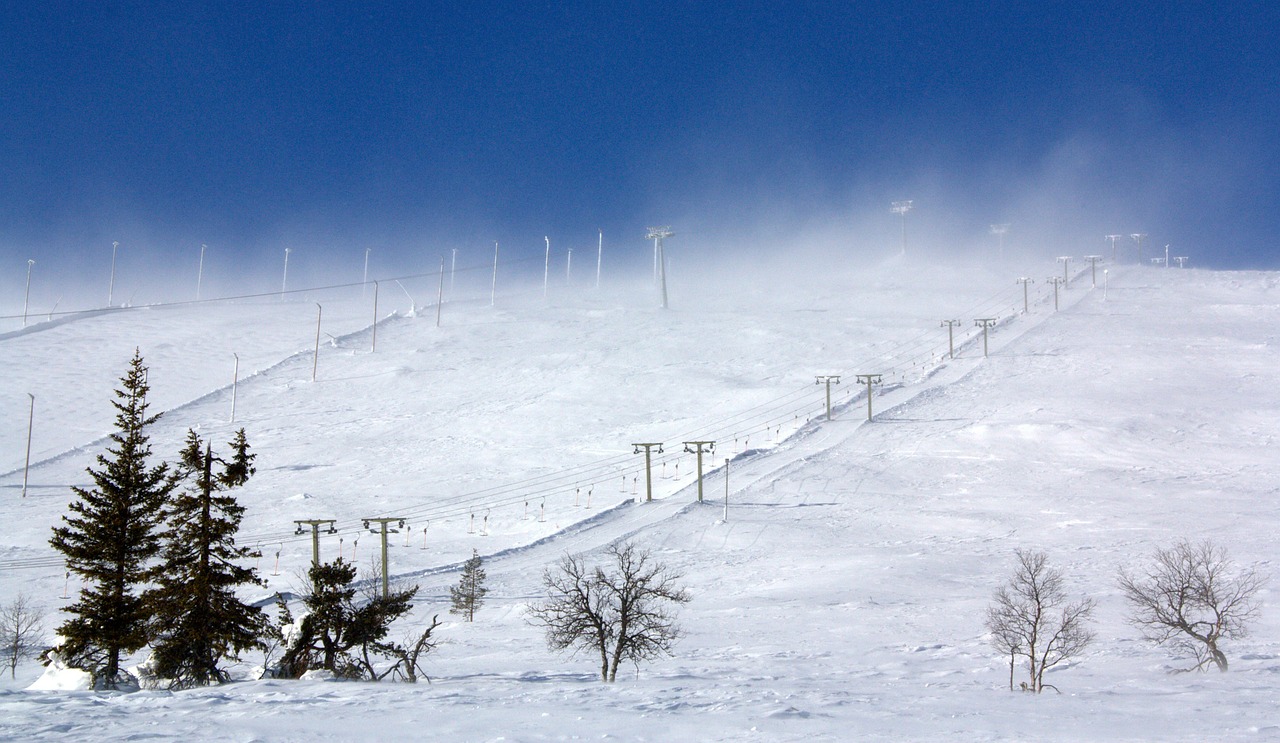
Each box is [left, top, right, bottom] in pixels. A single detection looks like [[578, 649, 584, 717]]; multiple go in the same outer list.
[[1, 254, 1277, 741]]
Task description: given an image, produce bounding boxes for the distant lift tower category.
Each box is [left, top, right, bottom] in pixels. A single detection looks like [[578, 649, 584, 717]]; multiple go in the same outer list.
[[891, 201, 914, 256], [990, 223, 1010, 259], [1106, 235, 1123, 261], [1130, 233, 1147, 264], [647, 226, 673, 309]]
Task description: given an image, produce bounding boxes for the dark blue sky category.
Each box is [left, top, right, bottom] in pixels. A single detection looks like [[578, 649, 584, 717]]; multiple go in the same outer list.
[[3, 1, 1278, 281]]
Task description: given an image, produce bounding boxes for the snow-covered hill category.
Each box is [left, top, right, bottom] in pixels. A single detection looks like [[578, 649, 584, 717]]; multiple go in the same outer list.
[[2, 256, 1276, 741]]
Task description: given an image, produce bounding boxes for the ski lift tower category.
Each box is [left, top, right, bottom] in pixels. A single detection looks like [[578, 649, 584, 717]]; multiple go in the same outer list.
[[1130, 233, 1147, 264], [647, 226, 673, 309], [990, 223, 1010, 259], [891, 201, 914, 256], [1106, 234, 1123, 261]]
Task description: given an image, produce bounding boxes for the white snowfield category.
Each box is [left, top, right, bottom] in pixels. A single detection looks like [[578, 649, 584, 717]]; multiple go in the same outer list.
[[1, 255, 1277, 741]]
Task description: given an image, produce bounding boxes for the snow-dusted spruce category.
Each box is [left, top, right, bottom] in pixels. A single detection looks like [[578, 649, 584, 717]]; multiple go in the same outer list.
[[450, 549, 488, 622], [48, 351, 176, 690], [147, 429, 267, 688], [527, 541, 690, 683], [985, 549, 1095, 693], [278, 559, 418, 680], [1, 592, 46, 679], [1118, 539, 1266, 673]]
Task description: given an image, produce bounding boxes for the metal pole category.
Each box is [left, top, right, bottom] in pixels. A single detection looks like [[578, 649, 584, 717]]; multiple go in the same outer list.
[[230, 353, 239, 423], [381, 521, 389, 597], [1103, 269, 1109, 301], [816, 376, 840, 420], [197, 244, 206, 301], [658, 239, 668, 309], [362, 248, 371, 296], [371, 281, 379, 352], [450, 248, 457, 292], [108, 241, 119, 307], [596, 229, 602, 289], [363, 518, 404, 597], [312, 303, 322, 381], [436, 257, 445, 327], [1083, 256, 1101, 287], [567, 248, 572, 284], [23, 260, 35, 327], [543, 236, 550, 299], [1131, 233, 1146, 265], [1017, 278, 1033, 314], [1107, 235, 1122, 261], [647, 228, 673, 308], [644, 448, 653, 502], [282, 248, 291, 298], [891, 201, 913, 255], [22, 393, 34, 498], [723, 458, 729, 521], [490, 242, 499, 307], [295, 519, 336, 568], [684, 442, 715, 502], [855, 374, 882, 422], [632, 443, 663, 502], [975, 319, 997, 357], [991, 224, 1009, 259], [941, 320, 959, 358]]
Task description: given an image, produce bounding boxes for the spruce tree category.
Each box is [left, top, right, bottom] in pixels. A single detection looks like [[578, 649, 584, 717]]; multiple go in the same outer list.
[[279, 559, 417, 679], [149, 429, 266, 688], [449, 549, 488, 622], [49, 351, 175, 689]]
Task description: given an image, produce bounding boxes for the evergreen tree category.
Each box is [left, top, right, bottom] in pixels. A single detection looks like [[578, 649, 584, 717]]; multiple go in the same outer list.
[[450, 549, 488, 622], [279, 559, 417, 679], [49, 351, 175, 689], [149, 428, 267, 688]]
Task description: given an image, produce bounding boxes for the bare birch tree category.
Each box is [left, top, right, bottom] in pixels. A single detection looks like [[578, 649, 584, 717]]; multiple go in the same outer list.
[[1, 593, 46, 679], [1119, 539, 1265, 672], [985, 549, 1095, 692], [527, 541, 690, 682]]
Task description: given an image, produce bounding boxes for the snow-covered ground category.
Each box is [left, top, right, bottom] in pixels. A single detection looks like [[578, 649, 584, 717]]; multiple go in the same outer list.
[[1, 253, 1277, 741]]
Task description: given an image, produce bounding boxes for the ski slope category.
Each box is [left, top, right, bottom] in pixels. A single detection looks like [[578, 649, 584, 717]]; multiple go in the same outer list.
[[1, 256, 1277, 741]]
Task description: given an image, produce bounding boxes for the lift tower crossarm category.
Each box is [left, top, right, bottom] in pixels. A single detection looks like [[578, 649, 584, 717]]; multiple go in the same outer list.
[[294, 519, 338, 568]]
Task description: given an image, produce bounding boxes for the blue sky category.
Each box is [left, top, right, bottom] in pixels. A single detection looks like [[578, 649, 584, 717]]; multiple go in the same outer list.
[[3, 1, 1278, 282]]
